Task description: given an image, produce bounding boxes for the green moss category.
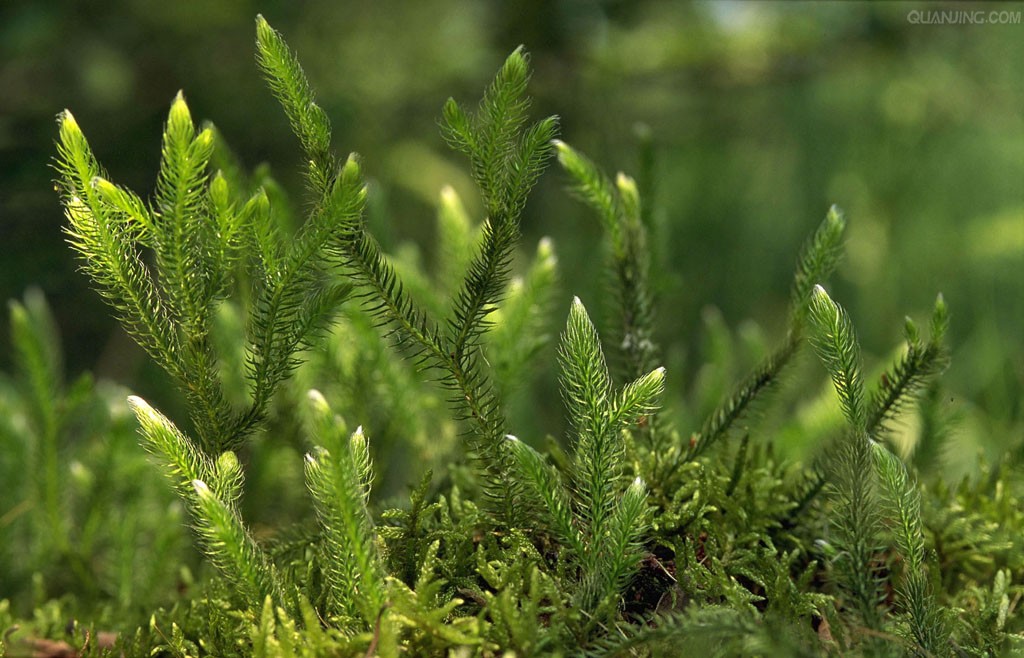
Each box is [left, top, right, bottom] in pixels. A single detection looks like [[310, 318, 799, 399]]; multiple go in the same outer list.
[[2, 14, 1022, 658]]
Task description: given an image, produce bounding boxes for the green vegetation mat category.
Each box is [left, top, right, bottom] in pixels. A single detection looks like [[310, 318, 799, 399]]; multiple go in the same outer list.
[[2, 12, 1022, 658]]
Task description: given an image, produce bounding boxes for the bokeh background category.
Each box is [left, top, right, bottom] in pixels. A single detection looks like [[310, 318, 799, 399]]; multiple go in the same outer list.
[[2, 0, 1021, 461]]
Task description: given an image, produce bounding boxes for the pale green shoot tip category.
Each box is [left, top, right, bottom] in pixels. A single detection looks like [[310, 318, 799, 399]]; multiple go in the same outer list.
[[196, 127, 214, 148], [58, 109, 80, 132], [615, 172, 638, 195], [169, 90, 192, 124], [127, 395, 151, 417], [341, 153, 361, 177], [90, 176, 117, 196], [210, 171, 229, 200], [552, 139, 573, 161], [440, 184, 458, 204], [307, 389, 329, 412], [934, 292, 948, 320], [216, 451, 239, 471], [537, 236, 556, 263]]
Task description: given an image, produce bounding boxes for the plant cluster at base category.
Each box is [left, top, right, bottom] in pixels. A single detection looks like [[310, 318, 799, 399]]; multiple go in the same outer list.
[[4, 12, 1017, 658]]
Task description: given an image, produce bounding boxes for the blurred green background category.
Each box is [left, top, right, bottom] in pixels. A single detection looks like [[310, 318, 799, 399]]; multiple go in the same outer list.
[[2, 0, 1021, 457]]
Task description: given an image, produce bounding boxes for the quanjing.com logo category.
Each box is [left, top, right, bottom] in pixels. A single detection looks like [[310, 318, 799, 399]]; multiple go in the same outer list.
[[907, 9, 1022, 25]]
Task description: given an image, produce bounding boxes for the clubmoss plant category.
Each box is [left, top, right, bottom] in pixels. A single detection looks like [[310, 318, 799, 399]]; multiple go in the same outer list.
[[3, 12, 1023, 658]]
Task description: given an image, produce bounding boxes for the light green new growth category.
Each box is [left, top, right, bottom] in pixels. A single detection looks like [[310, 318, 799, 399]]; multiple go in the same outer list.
[[57, 111, 176, 377], [127, 395, 214, 500], [583, 476, 650, 618], [128, 395, 283, 612], [790, 205, 847, 329], [511, 297, 662, 624], [873, 442, 950, 654], [867, 293, 950, 442], [561, 296, 617, 533], [506, 436, 583, 557], [255, 15, 332, 193], [56, 82, 353, 453], [807, 285, 865, 432], [303, 390, 385, 629], [212, 450, 245, 509], [554, 140, 673, 504], [41, 13, 986, 657], [806, 285, 884, 630], [806, 282, 954, 653], [561, 298, 661, 539], [555, 141, 657, 385], [266, 36, 557, 524], [192, 479, 284, 612]]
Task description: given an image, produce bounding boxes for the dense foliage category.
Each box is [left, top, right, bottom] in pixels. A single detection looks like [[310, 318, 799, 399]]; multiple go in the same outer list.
[[2, 13, 1022, 658]]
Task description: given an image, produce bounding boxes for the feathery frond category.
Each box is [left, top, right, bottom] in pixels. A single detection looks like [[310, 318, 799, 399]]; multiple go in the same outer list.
[[153, 93, 216, 333], [685, 208, 847, 461], [790, 205, 846, 329], [128, 395, 282, 612], [58, 89, 352, 454], [506, 298, 663, 627], [192, 479, 284, 612], [873, 442, 951, 654], [304, 390, 386, 628], [867, 293, 950, 441], [441, 49, 557, 361], [56, 111, 178, 377], [579, 477, 650, 618], [241, 156, 363, 443], [440, 47, 555, 220], [554, 140, 620, 238], [444, 62, 561, 362], [807, 284, 865, 432], [329, 46, 557, 525], [128, 395, 213, 500], [555, 141, 658, 384], [560, 297, 617, 534], [806, 286, 885, 629], [828, 430, 886, 631], [255, 14, 333, 193], [144, 96, 238, 450], [687, 336, 797, 461], [446, 212, 519, 360], [506, 435, 583, 556]]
